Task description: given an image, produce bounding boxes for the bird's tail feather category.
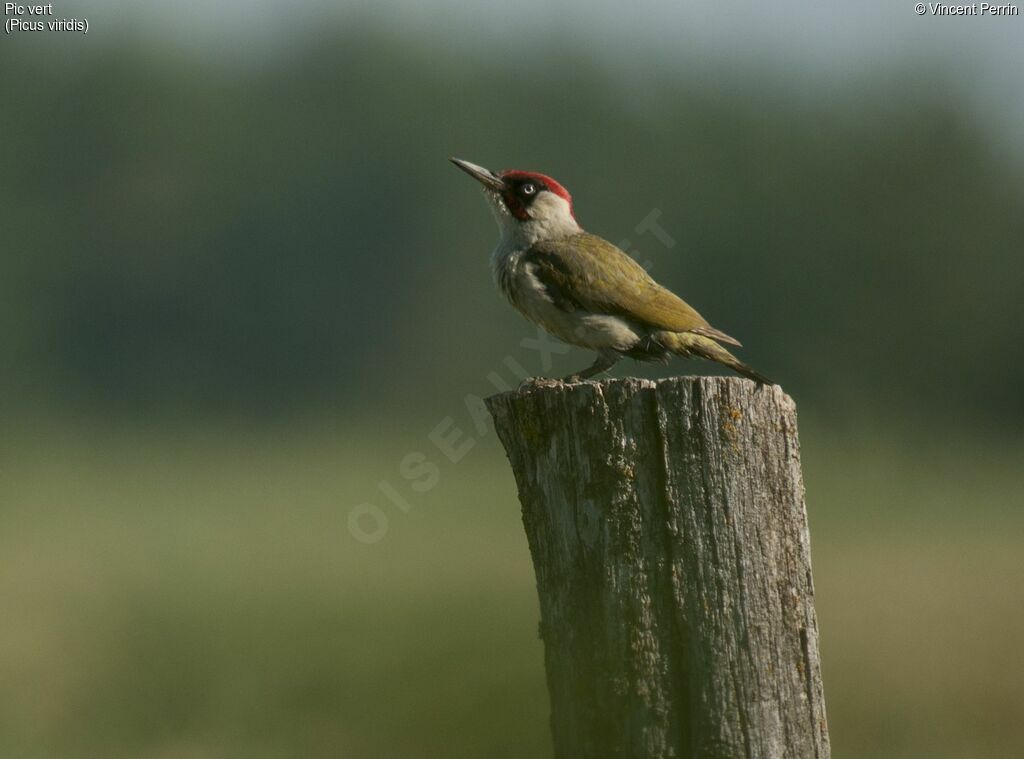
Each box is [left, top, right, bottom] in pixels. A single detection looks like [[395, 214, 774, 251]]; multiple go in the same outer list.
[[661, 332, 773, 385]]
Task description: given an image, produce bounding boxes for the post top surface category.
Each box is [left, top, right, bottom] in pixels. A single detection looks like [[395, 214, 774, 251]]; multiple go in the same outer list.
[[486, 375, 792, 409]]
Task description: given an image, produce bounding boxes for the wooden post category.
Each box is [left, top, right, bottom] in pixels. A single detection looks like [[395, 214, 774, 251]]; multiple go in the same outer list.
[[486, 377, 829, 759]]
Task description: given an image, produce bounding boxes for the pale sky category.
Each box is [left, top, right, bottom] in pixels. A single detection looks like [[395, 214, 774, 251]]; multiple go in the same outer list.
[[54, 1, 1024, 146]]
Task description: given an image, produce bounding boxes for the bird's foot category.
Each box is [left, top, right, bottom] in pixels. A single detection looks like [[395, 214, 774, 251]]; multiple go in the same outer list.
[[561, 354, 619, 383]]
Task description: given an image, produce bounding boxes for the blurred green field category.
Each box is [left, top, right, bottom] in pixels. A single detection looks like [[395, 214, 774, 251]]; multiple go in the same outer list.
[[2, 418, 1021, 759], [2, 6, 1022, 757]]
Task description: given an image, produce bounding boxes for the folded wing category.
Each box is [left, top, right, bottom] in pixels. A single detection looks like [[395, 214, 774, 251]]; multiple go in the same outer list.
[[523, 233, 741, 346]]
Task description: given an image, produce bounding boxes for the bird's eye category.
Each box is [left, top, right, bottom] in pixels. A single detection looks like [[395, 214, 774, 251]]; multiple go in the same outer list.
[[521, 183, 537, 196]]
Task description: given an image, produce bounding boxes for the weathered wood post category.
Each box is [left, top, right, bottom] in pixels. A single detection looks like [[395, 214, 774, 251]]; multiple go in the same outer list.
[[486, 377, 829, 759]]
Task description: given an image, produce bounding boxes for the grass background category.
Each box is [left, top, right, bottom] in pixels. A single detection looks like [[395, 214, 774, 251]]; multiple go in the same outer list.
[[2, 419, 1021, 758], [2, 3, 1023, 756]]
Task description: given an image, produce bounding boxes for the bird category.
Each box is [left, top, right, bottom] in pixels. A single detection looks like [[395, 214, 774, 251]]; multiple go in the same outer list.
[[450, 158, 772, 384]]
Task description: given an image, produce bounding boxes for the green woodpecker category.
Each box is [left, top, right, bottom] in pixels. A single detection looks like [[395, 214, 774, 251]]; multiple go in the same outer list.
[[450, 158, 771, 384]]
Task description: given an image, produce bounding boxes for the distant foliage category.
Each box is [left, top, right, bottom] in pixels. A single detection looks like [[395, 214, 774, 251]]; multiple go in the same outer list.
[[0, 32, 1021, 424]]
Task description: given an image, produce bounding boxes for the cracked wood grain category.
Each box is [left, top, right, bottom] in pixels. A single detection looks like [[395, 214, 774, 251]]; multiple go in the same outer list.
[[486, 376, 829, 759]]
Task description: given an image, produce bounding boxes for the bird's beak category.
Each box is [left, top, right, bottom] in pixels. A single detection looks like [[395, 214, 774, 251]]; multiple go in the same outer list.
[[449, 157, 506, 192]]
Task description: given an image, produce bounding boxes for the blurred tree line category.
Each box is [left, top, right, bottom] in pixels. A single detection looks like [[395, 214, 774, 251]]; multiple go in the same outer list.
[[1, 28, 1022, 427]]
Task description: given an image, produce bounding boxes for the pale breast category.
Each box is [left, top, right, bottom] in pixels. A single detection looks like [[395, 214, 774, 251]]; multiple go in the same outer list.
[[491, 244, 640, 352]]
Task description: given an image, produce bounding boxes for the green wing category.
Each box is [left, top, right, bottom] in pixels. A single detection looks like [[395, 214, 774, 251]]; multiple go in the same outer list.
[[525, 233, 741, 345]]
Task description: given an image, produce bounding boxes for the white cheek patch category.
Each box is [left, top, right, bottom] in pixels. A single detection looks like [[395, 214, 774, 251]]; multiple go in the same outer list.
[[487, 187, 581, 251], [521, 193, 579, 245], [528, 193, 572, 223]]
